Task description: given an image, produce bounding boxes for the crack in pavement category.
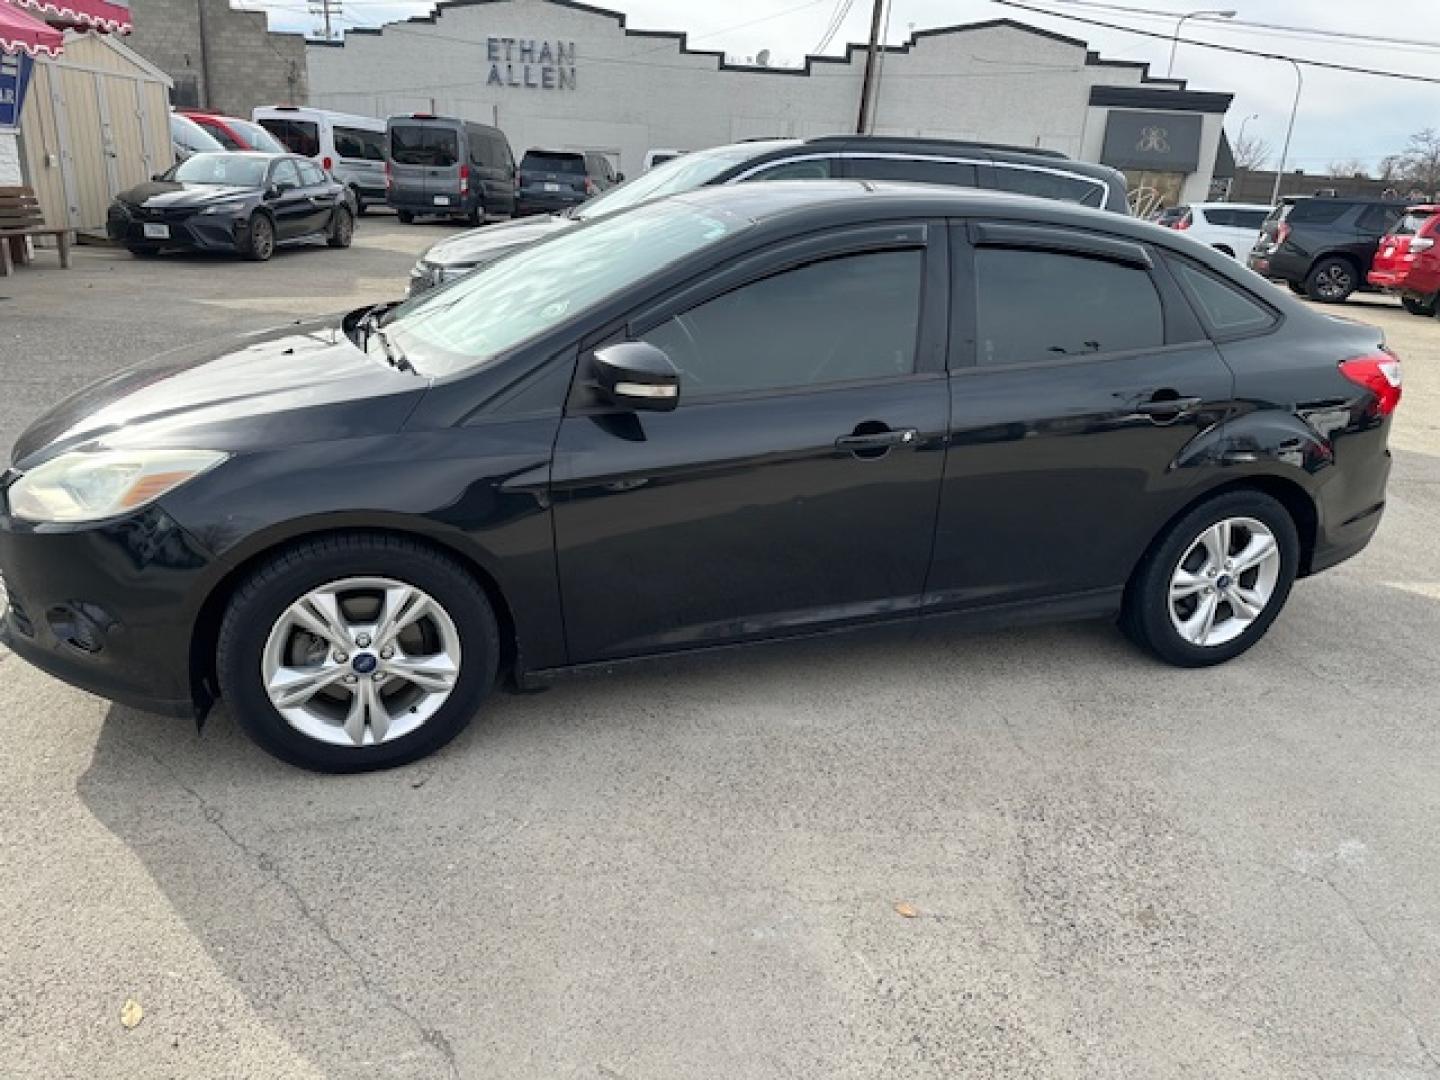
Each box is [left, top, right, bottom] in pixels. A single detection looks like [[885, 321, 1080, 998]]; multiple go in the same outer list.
[[132, 738, 461, 1079]]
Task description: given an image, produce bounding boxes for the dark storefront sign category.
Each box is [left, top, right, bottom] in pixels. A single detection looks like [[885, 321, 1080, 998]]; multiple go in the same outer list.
[[486, 37, 577, 90], [1100, 111, 1202, 173], [1, 52, 36, 129]]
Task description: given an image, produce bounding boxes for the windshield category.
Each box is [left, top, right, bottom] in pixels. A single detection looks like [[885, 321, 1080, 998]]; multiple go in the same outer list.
[[391, 125, 459, 167], [380, 197, 749, 378], [1394, 211, 1435, 236], [171, 153, 269, 187], [573, 142, 789, 221]]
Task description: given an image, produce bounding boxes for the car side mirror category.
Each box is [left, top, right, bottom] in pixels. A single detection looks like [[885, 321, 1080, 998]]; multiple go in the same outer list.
[[264, 183, 282, 200], [615, 172, 625, 183], [593, 342, 680, 412]]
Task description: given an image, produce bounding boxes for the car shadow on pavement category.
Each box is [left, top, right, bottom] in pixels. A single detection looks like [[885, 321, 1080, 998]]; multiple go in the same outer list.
[[68, 544, 1440, 1077]]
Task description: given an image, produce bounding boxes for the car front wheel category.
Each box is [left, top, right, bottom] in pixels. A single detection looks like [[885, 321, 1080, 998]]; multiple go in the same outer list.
[[243, 213, 275, 262], [328, 206, 354, 248], [216, 534, 500, 771], [1122, 491, 1299, 667]]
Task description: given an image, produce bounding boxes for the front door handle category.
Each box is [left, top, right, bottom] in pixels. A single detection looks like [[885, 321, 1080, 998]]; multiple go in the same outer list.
[[835, 427, 918, 458], [1135, 394, 1204, 421]]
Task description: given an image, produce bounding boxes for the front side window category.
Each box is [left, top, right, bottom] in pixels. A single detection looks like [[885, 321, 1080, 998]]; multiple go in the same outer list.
[[1169, 259, 1276, 336], [848, 157, 978, 189], [390, 126, 459, 167], [270, 159, 302, 190], [975, 248, 1164, 366], [297, 160, 327, 186], [991, 166, 1106, 208], [746, 158, 834, 181], [640, 250, 923, 397], [381, 198, 749, 378]]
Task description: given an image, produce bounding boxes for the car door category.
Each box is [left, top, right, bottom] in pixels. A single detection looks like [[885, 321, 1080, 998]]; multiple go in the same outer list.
[[550, 222, 951, 662], [295, 159, 334, 233], [926, 221, 1236, 611], [266, 159, 311, 240]]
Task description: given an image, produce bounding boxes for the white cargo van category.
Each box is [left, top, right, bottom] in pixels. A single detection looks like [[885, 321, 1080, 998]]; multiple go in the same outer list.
[[253, 105, 388, 214]]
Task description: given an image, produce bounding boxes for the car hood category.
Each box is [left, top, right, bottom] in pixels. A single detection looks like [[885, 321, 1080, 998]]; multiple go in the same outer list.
[[423, 214, 573, 268], [10, 318, 426, 469], [116, 181, 258, 209]]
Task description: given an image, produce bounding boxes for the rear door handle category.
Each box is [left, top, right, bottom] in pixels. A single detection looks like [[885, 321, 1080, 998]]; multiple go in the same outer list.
[[835, 428, 918, 453]]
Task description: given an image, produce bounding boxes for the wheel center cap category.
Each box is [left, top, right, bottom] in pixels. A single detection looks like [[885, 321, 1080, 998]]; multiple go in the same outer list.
[[1217, 573, 1233, 590], [352, 653, 378, 674]]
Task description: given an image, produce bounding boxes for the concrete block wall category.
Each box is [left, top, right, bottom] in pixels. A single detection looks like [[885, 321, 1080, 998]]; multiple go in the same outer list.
[[125, 0, 308, 117]]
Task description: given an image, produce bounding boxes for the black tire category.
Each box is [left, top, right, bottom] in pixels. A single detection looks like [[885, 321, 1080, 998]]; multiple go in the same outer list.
[[1401, 293, 1437, 317], [1304, 256, 1359, 303], [350, 188, 367, 216], [126, 244, 162, 258], [327, 206, 354, 249], [1286, 280, 1307, 296], [242, 212, 275, 262], [397, 210, 415, 224], [465, 202, 484, 227], [1121, 490, 1300, 668], [216, 533, 500, 772]]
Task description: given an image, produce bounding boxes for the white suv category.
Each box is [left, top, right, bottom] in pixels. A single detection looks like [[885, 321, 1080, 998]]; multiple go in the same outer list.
[[1171, 202, 1272, 259]]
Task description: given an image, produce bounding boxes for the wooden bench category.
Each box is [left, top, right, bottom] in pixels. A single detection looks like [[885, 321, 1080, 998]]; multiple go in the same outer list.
[[0, 186, 72, 276]]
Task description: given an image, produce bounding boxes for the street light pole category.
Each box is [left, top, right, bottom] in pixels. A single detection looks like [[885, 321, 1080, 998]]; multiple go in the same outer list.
[[1236, 112, 1259, 150], [1167, 8, 1237, 79], [1270, 59, 1303, 206]]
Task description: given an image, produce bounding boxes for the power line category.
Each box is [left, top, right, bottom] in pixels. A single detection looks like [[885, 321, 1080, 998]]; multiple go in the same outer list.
[[993, 0, 1440, 86], [812, 0, 857, 54]]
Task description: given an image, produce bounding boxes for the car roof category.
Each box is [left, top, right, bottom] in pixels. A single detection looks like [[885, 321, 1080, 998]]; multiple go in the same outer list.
[[1191, 202, 1273, 211], [1282, 194, 1409, 205], [803, 134, 1068, 160], [523, 148, 587, 156]]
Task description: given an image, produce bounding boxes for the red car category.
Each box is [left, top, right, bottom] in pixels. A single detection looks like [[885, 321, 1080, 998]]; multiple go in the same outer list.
[[178, 110, 288, 155], [1368, 204, 1440, 316]]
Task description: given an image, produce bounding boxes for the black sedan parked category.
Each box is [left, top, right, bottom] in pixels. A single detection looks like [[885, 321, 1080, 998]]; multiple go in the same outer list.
[[2, 184, 1399, 772], [107, 152, 354, 261]]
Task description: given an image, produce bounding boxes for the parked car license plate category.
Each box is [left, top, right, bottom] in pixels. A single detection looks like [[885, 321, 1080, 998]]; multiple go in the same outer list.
[[433, 195, 451, 206], [142, 223, 169, 239], [544, 182, 561, 192]]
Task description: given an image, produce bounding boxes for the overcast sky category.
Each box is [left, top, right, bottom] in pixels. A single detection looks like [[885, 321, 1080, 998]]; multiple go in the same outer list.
[[247, 0, 1440, 173]]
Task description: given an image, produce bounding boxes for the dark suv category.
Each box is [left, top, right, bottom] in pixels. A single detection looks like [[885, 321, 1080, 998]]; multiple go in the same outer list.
[[516, 149, 620, 216], [1249, 196, 1408, 303], [409, 135, 1130, 294]]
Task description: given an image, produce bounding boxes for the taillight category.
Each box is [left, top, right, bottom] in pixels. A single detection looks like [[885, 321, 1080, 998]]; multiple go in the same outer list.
[[1340, 352, 1403, 416], [1176, 213, 1191, 231], [384, 160, 391, 190], [459, 163, 470, 195], [585, 178, 598, 196], [322, 156, 333, 171], [1276, 223, 1291, 247]]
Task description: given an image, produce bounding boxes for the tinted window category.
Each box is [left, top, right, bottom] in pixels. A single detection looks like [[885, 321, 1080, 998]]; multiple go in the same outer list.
[[390, 125, 459, 167], [975, 248, 1164, 366], [521, 151, 585, 174], [270, 159, 302, 190], [1169, 260, 1275, 335], [1284, 200, 1347, 226], [487, 132, 512, 168], [258, 117, 320, 157], [297, 160, 327, 186], [641, 251, 923, 397], [746, 158, 833, 180], [848, 156, 978, 188], [1226, 209, 1268, 228], [1356, 204, 1404, 233], [334, 125, 380, 160], [193, 118, 243, 150], [991, 166, 1105, 208]]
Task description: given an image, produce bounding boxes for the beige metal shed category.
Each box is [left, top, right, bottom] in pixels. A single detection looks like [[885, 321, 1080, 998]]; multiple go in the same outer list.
[[19, 32, 172, 232]]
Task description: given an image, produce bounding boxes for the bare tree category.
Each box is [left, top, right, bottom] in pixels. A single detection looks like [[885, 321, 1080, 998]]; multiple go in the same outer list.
[[1327, 158, 1370, 179], [1393, 128, 1440, 199], [1233, 131, 1272, 171]]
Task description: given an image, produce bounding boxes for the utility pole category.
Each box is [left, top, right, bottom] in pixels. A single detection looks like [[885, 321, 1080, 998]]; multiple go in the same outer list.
[[855, 0, 884, 134], [308, 0, 341, 41]]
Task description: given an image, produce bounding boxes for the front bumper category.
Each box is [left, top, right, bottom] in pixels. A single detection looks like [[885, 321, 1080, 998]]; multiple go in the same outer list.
[[0, 494, 213, 717], [107, 204, 245, 253]]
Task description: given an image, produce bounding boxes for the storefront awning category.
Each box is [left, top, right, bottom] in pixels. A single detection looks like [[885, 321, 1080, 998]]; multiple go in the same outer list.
[[0, 2, 64, 58], [9, 0, 130, 35]]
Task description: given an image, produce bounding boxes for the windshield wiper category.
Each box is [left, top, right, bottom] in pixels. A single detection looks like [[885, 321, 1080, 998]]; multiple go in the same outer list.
[[372, 326, 414, 373]]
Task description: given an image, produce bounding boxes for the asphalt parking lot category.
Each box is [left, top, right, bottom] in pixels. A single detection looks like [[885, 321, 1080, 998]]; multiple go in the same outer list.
[[3, 216, 1440, 1080]]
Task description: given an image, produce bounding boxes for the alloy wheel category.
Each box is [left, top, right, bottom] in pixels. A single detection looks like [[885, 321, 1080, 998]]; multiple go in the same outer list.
[[1167, 517, 1281, 648], [252, 217, 274, 259], [260, 576, 462, 747], [1315, 264, 1351, 300]]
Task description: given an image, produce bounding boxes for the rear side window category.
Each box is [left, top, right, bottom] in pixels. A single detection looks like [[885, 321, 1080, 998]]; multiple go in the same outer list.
[[746, 157, 834, 180], [991, 166, 1106, 208], [391, 126, 459, 167], [1284, 200, 1347, 226], [975, 248, 1164, 366], [848, 157, 978, 188], [521, 151, 585, 174], [1356, 204, 1404, 233], [641, 251, 923, 396], [1168, 259, 1276, 336], [335, 125, 383, 161], [258, 117, 320, 158], [297, 160, 326, 186], [1395, 211, 1437, 236]]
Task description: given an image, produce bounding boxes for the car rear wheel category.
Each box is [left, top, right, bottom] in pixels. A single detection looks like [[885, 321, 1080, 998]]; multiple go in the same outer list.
[[1401, 293, 1437, 317], [397, 210, 415, 224], [1286, 281, 1307, 296], [1121, 491, 1299, 668], [216, 534, 500, 772], [350, 187, 367, 216], [1305, 257, 1358, 303], [243, 213, 275, 262], [328, 206, 354, 248]]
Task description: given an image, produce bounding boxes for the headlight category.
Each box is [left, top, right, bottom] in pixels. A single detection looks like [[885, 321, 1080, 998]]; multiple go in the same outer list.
[[8, 448, 229, 524], [200, 200, 250, 215]]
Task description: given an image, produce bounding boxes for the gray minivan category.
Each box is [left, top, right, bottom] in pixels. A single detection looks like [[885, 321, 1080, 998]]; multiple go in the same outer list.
[[386, 114, 517, 225]]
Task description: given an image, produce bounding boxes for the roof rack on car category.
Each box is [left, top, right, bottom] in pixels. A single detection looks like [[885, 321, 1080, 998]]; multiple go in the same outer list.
[[802, 134, 1069, 159]]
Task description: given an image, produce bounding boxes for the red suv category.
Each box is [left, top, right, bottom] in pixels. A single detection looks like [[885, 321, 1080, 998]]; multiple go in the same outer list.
[[1368, 205, 1440, 316], [178, 110, 287, 155]]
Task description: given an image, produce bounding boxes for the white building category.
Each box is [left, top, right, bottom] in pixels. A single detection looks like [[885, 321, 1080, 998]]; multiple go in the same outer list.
[[307, 0, 1233, 207]]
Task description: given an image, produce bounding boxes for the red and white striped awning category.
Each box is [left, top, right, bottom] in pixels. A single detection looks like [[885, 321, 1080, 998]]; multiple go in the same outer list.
[[0, 2, 64, 57], [9, 0, 130, 35]]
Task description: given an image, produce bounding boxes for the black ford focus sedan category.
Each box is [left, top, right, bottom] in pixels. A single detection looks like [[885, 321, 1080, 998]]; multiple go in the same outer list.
[[2, 184, 1399, 771], [106, 151, 354, 261]]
